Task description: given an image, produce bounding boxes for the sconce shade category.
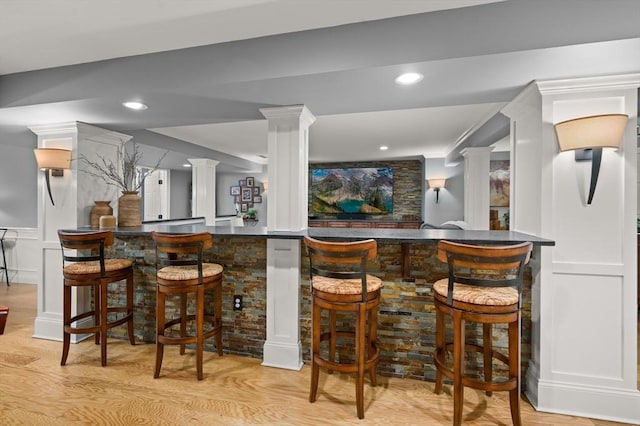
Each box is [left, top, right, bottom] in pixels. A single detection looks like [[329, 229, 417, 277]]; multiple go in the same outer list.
[[262, 180, 268, 191], [33, 148, 72, 206], [428, 178, 446, 189], [554, 113, 627, 205], [34, 148, 72, 170], [554, 114, 627, 152]]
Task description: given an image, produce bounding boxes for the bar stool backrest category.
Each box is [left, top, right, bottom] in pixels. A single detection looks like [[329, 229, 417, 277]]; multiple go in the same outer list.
[[58, 230, 114, 276], [151, 232, 212, 282], [436, 240, 533, 306], [304, 236, 377, 302]]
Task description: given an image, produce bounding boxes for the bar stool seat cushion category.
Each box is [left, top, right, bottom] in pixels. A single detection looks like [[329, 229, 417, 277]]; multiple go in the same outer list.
[[312, 274, 382, 295], [433, 278, 518, 306], [157, 263, 223, 281], [63, 258, 132, 275]]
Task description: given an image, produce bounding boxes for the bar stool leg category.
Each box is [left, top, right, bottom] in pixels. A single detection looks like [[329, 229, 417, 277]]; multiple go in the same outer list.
[[328, 310, 336, 373], [368, 307, 378, 386], [309, 299, 321, 403], [179, 293, 187, 355], [61, 283, 71, 366], [126, 273, 135, 345], [452, 311, 465, 426], [99, 280, 108, 366], [355, 304, 366, 419], [1, 240, 9, 286], [214, 284, 223, 356], [196, 285, 205, 380], [94, 286, 101, 345], [434, 305, 445, 395], [154, 290, 166, 379], [483, 323, 493, 396], [509, 316, 522, 426]]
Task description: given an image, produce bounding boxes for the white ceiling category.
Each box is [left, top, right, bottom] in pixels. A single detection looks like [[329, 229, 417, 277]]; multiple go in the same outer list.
[[1, 0, 639, 170], [0, 0, 500, 75]]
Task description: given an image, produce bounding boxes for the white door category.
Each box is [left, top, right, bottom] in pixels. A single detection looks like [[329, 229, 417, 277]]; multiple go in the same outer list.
[[143, 169, 170, 221]]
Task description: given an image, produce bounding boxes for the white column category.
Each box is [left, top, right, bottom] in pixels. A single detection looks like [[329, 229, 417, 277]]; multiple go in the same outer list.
[[461, 147, 493, 230], [29, 122, 131, 341], [503, 74, 640, 424], [188, 159, 219, 226], [260, 105, 316, 370]]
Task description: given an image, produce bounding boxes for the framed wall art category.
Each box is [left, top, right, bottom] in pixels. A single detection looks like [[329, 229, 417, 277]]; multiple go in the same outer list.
[[241, 187, 253, 202]]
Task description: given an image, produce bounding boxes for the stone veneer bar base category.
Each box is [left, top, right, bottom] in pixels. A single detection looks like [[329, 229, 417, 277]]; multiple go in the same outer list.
[[108, 234, 532, 385]]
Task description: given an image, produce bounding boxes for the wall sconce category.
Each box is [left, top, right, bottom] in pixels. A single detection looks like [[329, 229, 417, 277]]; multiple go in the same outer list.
[[33, 148, 72, 206], [428, 178, 446, 203], [554, 114, 627, 205], [262, 179, 268, 192]]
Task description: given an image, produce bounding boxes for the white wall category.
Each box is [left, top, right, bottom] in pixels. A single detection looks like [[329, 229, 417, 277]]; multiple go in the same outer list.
[[217, 171, 268, 226], [423, 157, 464, 225], [0, 132, 38, 228], [169, 169, 192, 219]]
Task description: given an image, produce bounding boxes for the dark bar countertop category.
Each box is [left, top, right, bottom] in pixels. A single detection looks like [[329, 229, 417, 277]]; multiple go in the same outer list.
[[109, 223, 554, 246]]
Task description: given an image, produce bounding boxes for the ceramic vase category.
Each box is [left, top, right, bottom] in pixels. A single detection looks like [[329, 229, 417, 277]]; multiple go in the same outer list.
[[118, 191, 141, 227], [90, 201, 113, 228]]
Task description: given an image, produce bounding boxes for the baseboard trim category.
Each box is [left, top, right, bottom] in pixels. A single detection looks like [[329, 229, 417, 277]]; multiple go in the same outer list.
[[530, 378, 640, 424]]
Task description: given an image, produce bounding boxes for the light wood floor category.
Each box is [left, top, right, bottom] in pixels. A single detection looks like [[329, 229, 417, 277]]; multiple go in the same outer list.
[[0, 283, 635, 425]]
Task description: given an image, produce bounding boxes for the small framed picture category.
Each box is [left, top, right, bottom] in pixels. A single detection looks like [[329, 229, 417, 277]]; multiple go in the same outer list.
[[230, 186, 240, 195], [239, 179, 246, 187], [234, 195, 240, 203], [240, 203, 248, 213], [252, 187, 260, 195], [253, 195, 262, 203], [246, 177, 254, 187], [248, 202, 254, 208], [241, 187, 253, 202]]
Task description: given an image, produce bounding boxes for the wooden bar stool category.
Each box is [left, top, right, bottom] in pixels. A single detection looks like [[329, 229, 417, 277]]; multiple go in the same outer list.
[[1, 228, 14, 286], [432, 240, 532, 426], [58, 230, 135, 366], [151, 231, 224, 380], [304, 236, 382, 419]]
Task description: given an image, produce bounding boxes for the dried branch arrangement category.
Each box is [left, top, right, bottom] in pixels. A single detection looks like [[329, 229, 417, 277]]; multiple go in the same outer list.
[[81, 141, 167, 192]]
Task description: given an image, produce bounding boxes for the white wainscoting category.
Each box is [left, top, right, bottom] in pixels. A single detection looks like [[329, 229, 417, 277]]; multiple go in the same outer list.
[[1, 227, 39, 284]]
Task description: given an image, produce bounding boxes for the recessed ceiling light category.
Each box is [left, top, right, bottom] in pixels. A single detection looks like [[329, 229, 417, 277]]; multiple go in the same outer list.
[[182, 163, 192, 168], [380, 146, 389, 151], [395, 72, 424, 85], [122, 101, 148, 110]]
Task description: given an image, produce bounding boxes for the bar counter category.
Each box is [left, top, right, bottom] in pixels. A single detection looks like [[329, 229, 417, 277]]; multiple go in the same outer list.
[[104, 223, 552, 383]]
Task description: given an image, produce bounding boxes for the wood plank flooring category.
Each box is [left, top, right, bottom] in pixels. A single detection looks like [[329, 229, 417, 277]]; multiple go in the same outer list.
[[0, 283, 635, 425]]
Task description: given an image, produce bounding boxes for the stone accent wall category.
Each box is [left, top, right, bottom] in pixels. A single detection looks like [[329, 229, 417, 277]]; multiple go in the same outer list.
[[108, 235, 267, 358], [309, 160, 423, 220], [108, 234, 532, 386]]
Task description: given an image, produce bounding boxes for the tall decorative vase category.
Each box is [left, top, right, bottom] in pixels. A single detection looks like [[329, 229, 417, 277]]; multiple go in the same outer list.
[[118, 191, 142, 227], [90, 201, 113, 228]]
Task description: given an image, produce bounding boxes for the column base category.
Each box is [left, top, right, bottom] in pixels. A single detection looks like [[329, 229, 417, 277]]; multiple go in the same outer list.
[[262, 340, 303, 370], [527, 364, 640, 424], [33, 314, 93, 344]]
